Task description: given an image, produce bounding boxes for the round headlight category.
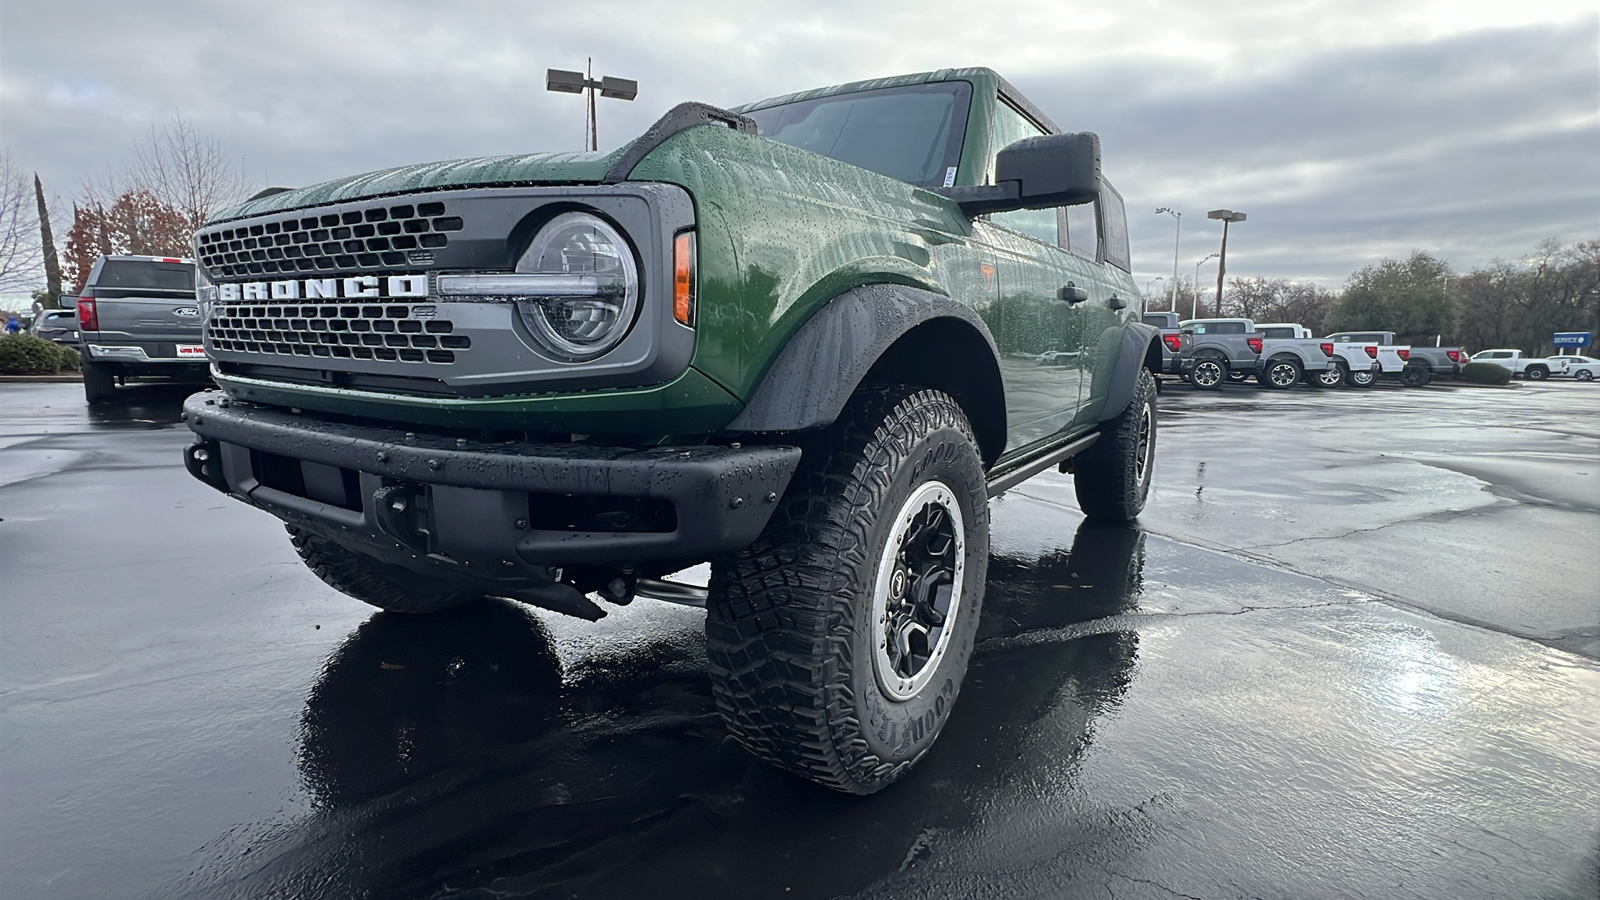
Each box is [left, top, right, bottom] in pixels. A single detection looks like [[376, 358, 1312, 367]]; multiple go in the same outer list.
[[514, 211, 639, 361]]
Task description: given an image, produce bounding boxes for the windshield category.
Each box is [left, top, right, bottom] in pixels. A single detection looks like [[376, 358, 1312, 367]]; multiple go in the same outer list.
[[745, 81, 971, 188]]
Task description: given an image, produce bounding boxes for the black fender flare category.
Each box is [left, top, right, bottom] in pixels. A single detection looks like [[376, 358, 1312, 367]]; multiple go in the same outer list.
[[726, 283, 1007, 464], [1096, 322, 1161, 423]]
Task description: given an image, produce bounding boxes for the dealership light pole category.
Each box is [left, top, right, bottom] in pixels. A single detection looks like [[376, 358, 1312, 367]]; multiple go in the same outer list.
[[1155, 207, 1181, 313], [1193, 253, 1219, 320], [1145, 277, 1164, 314], [1207, 209, 1247, 317], [547, 59, 638, 152]]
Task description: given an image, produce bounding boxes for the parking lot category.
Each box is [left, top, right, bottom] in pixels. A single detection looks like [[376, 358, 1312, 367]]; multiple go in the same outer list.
[[2, 378, 1597, 899]]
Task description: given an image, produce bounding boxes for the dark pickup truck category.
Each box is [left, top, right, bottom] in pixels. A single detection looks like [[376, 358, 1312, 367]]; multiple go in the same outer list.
[[68, 255, 211, 402]]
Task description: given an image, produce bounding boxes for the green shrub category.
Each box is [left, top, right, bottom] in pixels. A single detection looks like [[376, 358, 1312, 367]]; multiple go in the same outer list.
[[1461, 361, 1512, 385], [55, 343, 81, 371], [0, 334, 68, 374]]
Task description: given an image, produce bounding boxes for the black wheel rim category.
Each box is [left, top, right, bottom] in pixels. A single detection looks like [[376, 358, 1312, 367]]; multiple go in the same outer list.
[[872, 482, 965, 701], [1134, 400, 1155, 486]]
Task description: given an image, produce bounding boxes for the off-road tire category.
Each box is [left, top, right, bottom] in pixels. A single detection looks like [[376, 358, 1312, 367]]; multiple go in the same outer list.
[[1190, 355, 1226, 390], [1525, 366, 1548, 381], [81, 357, 117, 404], [705, 386, 988, 794], [288, 525, 481, 614], [1258, 356, 1302, 389], [1400, 365, 1432, 388], [1074, 368, 1157, 523], [1349, 368, 1377, 388]]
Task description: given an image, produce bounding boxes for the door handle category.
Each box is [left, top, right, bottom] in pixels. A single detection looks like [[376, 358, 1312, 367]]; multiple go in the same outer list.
[[1057, 284, 1089, 304], [1108, 294, 1127, 310]]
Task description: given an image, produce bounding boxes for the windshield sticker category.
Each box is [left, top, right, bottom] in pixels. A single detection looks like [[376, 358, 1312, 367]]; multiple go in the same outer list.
[[943, 167, 957, 188]]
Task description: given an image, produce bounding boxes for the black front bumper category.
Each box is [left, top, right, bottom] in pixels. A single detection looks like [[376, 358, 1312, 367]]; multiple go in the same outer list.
[[182, 391, 800, 578]]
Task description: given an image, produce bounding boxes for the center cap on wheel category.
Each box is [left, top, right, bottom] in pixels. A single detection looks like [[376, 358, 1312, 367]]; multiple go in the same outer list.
[[890, 569, 906, 600]]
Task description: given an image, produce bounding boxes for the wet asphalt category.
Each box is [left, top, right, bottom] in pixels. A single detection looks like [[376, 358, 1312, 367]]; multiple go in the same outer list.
[[1, 378, 1597, 900]]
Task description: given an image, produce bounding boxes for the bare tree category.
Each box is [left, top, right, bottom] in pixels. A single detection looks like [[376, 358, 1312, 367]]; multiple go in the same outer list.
[[0, 152, 43, 293], [126, 114, 251, 236]]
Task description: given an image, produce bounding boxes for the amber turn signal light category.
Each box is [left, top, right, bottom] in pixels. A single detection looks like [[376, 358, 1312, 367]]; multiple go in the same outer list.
[[673, 231, 696, 327]]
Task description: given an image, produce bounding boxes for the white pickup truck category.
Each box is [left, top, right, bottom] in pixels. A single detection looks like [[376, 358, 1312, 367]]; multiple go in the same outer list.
[[1469, 349, 1551, 380], [1255, 323, 1381, 388]]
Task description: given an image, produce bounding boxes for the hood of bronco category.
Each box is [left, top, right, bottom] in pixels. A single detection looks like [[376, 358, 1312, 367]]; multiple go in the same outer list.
[[210, 147, 628, 224]]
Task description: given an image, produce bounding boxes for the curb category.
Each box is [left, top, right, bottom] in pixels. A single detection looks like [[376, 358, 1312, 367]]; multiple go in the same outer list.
[[0, 374, 83, 383]]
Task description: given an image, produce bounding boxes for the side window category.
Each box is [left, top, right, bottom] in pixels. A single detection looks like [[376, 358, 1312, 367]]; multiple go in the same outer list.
[[1064, 202, 1097, 260], [1099, 181, 1131, 272], [988, 99, 1056, 245]]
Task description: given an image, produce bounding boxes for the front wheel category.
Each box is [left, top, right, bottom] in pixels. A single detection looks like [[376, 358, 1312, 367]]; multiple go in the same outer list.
[[1074, 368, 1157, 522], [1314, 363, 1346, 388], [705, 386, 988, 794], [1349, 368, 1377, 388]]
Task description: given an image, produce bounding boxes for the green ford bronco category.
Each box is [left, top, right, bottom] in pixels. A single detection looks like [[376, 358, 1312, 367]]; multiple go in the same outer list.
[[182, 68, 1161, 794]]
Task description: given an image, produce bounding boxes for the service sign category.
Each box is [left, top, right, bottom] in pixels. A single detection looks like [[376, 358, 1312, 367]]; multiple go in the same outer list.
[[1552, 332, 1592, 348]]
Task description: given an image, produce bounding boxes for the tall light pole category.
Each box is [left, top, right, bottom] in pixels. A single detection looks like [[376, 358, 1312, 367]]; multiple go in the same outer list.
[[1155, 207, 1181, 313], [1206, 209, 1247, 317], [1193, 253, 1219, 320], [1144, 277, 1164, 314], [547, 59, 638, 151]]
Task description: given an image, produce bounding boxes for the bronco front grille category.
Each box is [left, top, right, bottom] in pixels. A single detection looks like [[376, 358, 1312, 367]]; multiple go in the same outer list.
[[206, 301, 471, 365], [196, 201, 464, 279]]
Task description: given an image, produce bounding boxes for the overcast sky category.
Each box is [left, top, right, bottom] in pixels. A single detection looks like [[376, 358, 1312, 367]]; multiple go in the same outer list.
[[2, 0, 1595, 293]]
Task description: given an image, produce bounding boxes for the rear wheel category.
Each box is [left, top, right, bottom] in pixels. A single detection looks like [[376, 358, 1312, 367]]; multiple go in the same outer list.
[[81, 357, 117, 403], [289, 526, 481, 614], [1576, 369, 1594, 382], [1400, 365, 1432, 388], [1074, 368, 1157, 523], [1190, 356, 1226, 390], [1259, 357, 1302, 389], [706, 386, 988, 794], [1525, 366, 1548, 381]]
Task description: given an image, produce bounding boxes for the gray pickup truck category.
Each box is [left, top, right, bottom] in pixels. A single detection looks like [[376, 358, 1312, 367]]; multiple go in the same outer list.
[[1323, 331, 1464, 386], [1179, 317, 1335, 389], [67, 255, 210, 402], [1142, 311, 1183, 378]]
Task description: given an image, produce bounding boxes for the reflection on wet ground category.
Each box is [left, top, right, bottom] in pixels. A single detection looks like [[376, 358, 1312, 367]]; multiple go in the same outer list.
[[162, 521, 1150, 900], [2, 383, 1597, 900]]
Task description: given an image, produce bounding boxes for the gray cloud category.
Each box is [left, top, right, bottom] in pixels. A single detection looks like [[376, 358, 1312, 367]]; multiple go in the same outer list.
[[1, 1, 1594, 291]]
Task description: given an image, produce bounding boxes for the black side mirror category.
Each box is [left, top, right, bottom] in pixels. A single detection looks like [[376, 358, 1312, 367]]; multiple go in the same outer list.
[[937, 132, 1102, 216]]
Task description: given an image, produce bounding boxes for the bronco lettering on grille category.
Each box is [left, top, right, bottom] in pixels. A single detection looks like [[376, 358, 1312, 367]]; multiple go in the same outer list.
[[216, 276, 428, 302]]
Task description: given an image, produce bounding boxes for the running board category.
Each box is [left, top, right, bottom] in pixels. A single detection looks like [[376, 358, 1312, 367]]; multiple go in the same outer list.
[[984, 433, 1099, 498]]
